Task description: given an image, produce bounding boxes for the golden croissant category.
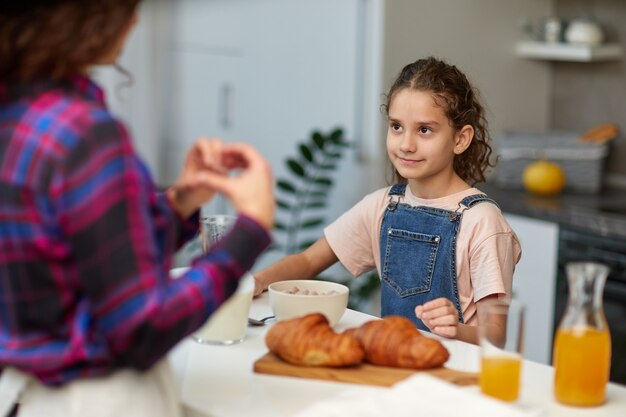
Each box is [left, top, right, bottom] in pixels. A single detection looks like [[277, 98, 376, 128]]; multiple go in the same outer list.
[[350, 315, 449, 369], [265, 313, 364, 367]]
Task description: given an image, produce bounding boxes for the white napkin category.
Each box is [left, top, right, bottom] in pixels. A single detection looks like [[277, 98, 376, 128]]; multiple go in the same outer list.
[[294, 374, 542, 417]]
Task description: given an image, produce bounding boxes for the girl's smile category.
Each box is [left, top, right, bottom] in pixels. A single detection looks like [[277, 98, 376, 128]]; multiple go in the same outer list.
[[396, 156, 424, 165]]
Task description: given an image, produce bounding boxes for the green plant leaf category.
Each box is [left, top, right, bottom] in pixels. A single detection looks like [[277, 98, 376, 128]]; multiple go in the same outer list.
[[313, 162, 337, 170], [277, 199, 292, 210], [302, 176, 333, 187], [299, 144, 314, 162], [277, 179, 297, 193], [274, 221, 287, 231], [287, 158, 306, 177], [330, 128, 344, 143], [312, 132, 325, 150], [321, 151, 343, 159], [300, 218, 325, 228], [304, 202, 326, 209], [308, 191, 327, 198], [312, 177, 333, 187]]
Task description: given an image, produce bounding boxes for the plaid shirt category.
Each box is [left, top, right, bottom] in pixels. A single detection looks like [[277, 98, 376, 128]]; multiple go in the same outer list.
[[0, 75, 271, 385]]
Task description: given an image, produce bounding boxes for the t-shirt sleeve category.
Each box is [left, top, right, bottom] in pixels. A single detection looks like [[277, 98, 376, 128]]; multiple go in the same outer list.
[[465, 204, 522, 302], [324, 189, 387, 276]]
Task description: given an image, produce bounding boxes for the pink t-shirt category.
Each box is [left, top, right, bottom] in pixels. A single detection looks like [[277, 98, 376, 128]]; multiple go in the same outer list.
[[324, 186, 522, 325]]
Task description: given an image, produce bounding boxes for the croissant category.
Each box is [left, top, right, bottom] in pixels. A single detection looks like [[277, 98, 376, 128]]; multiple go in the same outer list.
[[350, 315, 449, 369], [265, 313, 364, 367]]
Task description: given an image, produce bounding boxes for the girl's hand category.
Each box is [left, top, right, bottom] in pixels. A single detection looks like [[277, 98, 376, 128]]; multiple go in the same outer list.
[[414, 297, 460, 339], [253, 275, 267, 297]]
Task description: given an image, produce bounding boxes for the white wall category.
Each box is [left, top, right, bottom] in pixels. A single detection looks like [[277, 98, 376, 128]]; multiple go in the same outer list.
[[383, 0, 555, 157]]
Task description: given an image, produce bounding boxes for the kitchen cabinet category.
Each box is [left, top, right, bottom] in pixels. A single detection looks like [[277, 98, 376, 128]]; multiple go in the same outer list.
[[505, 213, 559, 365]]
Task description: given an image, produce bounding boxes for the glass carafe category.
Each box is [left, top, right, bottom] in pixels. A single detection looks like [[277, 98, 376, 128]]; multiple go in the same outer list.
[[553, 262, 612, 407]]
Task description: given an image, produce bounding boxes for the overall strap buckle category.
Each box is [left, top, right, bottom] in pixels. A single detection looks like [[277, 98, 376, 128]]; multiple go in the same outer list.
[[387, 196, 401, 211], [449, 201, 467, 222], [387, 183, 406, 212]]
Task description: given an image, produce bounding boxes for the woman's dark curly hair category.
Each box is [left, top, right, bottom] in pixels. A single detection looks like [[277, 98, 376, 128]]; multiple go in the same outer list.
[[0, 0, 141, 83], [382, 57, 495, 186]]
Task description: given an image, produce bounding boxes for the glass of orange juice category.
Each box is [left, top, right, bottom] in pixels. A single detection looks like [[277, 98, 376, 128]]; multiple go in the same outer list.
[[478, 299, 525, 402]]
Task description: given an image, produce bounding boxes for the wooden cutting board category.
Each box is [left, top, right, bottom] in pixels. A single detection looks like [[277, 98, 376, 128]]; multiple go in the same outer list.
[[253, 352, 477, 387]]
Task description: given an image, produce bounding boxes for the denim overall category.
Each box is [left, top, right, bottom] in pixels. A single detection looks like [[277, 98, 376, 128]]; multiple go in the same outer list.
[[379, 183, 498, 331]]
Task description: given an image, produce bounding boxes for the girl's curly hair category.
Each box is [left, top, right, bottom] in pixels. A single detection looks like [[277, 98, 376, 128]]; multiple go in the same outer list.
[[0, 0, 141, 83], [382, 57, 495, 186]]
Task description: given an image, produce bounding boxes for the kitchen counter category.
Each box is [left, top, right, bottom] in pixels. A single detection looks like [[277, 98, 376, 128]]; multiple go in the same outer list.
[[478, 182, 626, 240], [168, 293, 626, 417]]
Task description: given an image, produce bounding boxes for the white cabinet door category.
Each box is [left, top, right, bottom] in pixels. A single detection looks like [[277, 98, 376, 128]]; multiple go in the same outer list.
[[505, 213, 559, 364], [161, 50, 243, 185]]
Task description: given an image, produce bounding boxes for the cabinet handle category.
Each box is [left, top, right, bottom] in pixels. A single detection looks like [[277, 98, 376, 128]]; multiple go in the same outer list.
[[220, 83, 233, 129]]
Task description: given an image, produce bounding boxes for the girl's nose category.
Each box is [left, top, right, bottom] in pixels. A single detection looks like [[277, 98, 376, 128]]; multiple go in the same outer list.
[[400, 135, 417, 153]]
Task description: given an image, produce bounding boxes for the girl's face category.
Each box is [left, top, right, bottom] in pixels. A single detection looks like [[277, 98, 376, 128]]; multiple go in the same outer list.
[[386, 88, 472, 197]]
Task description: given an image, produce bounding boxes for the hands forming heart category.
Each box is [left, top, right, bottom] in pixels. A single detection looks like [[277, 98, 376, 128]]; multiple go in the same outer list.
[[167, 138, 275, 230]]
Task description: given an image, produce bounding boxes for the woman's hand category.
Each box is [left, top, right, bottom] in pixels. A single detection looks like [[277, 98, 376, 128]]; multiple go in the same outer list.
[[193, 142, 275, 230], [167, 138, 228, 218], [166, 139, 274, 230], [414, 297, 460, 339]]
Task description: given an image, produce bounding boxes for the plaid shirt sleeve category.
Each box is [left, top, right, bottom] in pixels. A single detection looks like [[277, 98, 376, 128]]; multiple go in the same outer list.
[[54, 111, 271, 370]]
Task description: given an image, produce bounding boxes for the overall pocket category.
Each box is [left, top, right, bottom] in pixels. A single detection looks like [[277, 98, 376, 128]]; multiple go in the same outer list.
[[381, 228, 440, 297]]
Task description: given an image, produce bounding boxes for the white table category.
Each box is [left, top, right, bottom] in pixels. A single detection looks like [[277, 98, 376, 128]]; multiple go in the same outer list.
[[169, 293, 626, 417]]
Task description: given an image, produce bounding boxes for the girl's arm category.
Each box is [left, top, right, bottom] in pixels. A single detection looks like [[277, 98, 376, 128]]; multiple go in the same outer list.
[[254, 237, 339, 295]]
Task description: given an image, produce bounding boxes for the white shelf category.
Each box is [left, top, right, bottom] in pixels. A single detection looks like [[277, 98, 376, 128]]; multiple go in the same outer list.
[[516, 41, 623, 62]]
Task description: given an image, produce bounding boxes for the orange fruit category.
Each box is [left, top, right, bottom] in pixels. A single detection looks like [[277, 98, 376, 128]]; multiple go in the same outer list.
[[522, 160, 566, 196]]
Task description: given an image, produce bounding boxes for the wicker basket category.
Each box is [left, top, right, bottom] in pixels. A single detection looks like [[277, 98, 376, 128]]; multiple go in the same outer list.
[[495, 131, 609, 193]]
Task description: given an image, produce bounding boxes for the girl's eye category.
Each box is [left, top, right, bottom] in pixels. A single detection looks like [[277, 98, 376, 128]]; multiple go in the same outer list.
[[390, 123, 402, 132], [419, 127, 432, 134]]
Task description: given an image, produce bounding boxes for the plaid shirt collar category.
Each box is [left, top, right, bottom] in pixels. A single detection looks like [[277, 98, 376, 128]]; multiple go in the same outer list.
[[0, 73, 105, 105]]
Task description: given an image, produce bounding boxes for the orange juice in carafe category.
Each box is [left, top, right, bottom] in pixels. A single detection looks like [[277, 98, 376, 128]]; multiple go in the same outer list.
[[553, 262, 612, 407], [553, 326, 611, 406]]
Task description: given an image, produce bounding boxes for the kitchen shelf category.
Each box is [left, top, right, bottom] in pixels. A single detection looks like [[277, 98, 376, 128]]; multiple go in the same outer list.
[[515, 41, 623, 62]]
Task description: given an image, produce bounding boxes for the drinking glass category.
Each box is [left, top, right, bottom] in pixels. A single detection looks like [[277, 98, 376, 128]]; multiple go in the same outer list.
[[201, 214, 237, 253], [191, 273, 254, 345], [192, 214, 253, 345], [478, 299, 525, 402]]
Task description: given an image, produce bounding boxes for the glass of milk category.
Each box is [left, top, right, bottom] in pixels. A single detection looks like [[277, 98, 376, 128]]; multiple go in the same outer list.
[[190, 214, 253, 345], [191, 273, 254, 345]]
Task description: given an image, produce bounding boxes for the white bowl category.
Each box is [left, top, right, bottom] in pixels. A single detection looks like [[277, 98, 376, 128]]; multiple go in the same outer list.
[[268, 280, 349, 326]]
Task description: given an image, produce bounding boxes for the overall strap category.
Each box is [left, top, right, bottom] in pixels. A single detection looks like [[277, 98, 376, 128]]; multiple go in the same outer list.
[[387, 183, 407, 212], [448, 194, 499, 222], [388, 183, 407, 196], [459, 193, 499, 209]]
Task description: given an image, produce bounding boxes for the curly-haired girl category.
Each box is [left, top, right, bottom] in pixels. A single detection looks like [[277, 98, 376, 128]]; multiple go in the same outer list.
[[255, 57, 521, 345]]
